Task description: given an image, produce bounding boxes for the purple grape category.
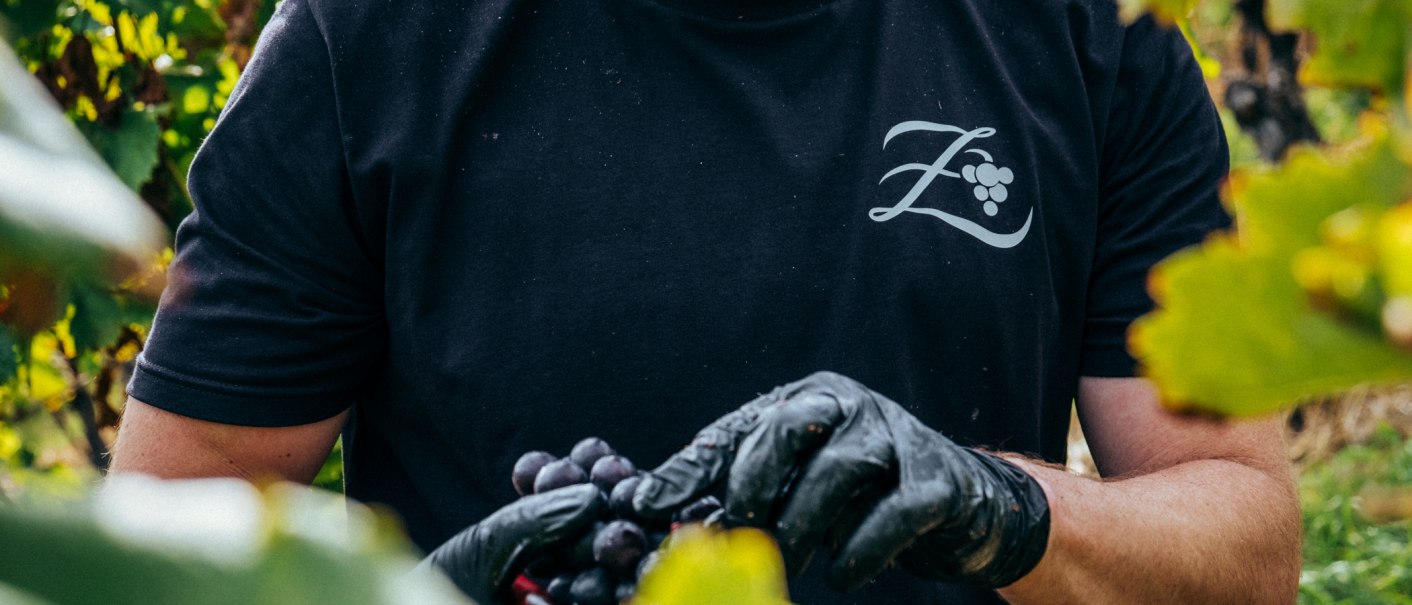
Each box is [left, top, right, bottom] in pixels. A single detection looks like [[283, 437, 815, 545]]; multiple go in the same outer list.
[[590, 455, 637, 492], [570, 437, 616, 470], [609, 474, 643, 519], [593, 519, 647, 577], [534, 459, 588, 494], [513, 451, 557, 496], [570, 567, 615, 605], [673, 495, 722, 523], [546, 573, 575, 605]]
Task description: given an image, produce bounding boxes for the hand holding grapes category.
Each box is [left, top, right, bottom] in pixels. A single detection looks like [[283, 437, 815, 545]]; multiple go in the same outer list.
[[633, 371, 1052, 591], [419, 483, 603, 604]]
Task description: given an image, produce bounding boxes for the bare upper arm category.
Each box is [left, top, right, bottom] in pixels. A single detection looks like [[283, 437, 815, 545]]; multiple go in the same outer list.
[[109, 397, 348, 484], [1075, 376, 1289, 479]]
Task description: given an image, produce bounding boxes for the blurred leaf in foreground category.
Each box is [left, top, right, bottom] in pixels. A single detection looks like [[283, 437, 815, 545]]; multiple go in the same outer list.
[[0, 475, 472, 605], [1267, 0, 1411, 93], [635, 526, 792, 605], [0, 37, 166, 283], [1132, 126, 1412, 416]]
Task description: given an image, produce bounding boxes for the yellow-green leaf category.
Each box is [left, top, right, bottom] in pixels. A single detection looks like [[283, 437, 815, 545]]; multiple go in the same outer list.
[[1133, 237, 1412, 415], [1266, 0, 1412, 93], [635, 526, 793, 605], [1378, 202, 1412, 297], [1230, 127, 1412, 259], [1119, 0, 1198, 24], [1133, 124, 1412, 416]]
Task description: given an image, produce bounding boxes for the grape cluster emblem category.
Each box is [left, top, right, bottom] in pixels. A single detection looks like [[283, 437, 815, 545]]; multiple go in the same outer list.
[[962, 162, 1015, 216]]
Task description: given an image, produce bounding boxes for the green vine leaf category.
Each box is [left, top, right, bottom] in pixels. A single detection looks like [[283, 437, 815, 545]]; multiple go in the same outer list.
[[0, 0, 63, 42], [75, 107, 162, 192], [67, 280, 151, 353]]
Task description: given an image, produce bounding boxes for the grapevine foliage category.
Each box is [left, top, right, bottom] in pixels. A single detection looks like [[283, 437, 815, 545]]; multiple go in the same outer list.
[[0, 0, 264, 486], [1128, 0, 1412, 416]]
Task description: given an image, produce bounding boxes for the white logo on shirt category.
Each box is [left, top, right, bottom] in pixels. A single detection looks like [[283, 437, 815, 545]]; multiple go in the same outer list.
[[872, 121, 1033, 249]]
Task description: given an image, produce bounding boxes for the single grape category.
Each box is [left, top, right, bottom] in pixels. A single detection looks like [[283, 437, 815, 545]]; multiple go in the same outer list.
[[545, 573, 575, 605], [609, 474, 643, 519], [593, 519, 647, 577], [570, 437, 616, 470], [534, 459, 588, 494], [513, 451, 557, 496], [590, 455, 638, 492], [673, 495, 722, 523], [570, 567, 615, 605]]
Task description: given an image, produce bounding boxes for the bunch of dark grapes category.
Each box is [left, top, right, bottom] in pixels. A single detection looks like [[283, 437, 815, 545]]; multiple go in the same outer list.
[[509, 437, 722, 605]]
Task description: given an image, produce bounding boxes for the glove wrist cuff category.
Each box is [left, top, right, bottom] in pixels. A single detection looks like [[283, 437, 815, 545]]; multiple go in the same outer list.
[[967, 452, 1052, 588]]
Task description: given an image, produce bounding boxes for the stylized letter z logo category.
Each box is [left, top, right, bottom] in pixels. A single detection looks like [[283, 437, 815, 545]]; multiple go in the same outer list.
[[871, 121, 1033, 249]]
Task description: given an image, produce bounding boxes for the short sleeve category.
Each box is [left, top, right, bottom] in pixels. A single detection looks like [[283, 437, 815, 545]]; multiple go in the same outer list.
[[1081, 16, 1232, 377], [128, 0, 384, 426]]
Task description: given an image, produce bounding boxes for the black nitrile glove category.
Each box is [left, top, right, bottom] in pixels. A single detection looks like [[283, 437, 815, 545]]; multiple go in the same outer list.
[[633, 371, 1050, 591], [420, 483, 603, 604]]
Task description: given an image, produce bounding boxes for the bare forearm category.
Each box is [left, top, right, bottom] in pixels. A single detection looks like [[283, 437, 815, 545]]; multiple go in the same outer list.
[[110, 398, 346, 484], [999, 458, 1301, 604]]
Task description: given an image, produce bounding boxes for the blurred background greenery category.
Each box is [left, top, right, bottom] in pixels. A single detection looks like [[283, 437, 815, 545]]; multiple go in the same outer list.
[[1, 1, 1410, 603]]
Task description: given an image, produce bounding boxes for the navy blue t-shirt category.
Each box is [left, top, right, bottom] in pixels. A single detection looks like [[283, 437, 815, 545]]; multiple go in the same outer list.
[[130, 0, 1230, 602]]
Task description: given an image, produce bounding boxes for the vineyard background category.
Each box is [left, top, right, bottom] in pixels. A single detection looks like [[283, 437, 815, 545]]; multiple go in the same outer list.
[[2, 0, 1411, 603]]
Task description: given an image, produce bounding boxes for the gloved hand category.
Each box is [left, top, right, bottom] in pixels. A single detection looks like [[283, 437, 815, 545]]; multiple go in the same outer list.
[[420, 483, 603, 604], [632, 371, 1050, 591]]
